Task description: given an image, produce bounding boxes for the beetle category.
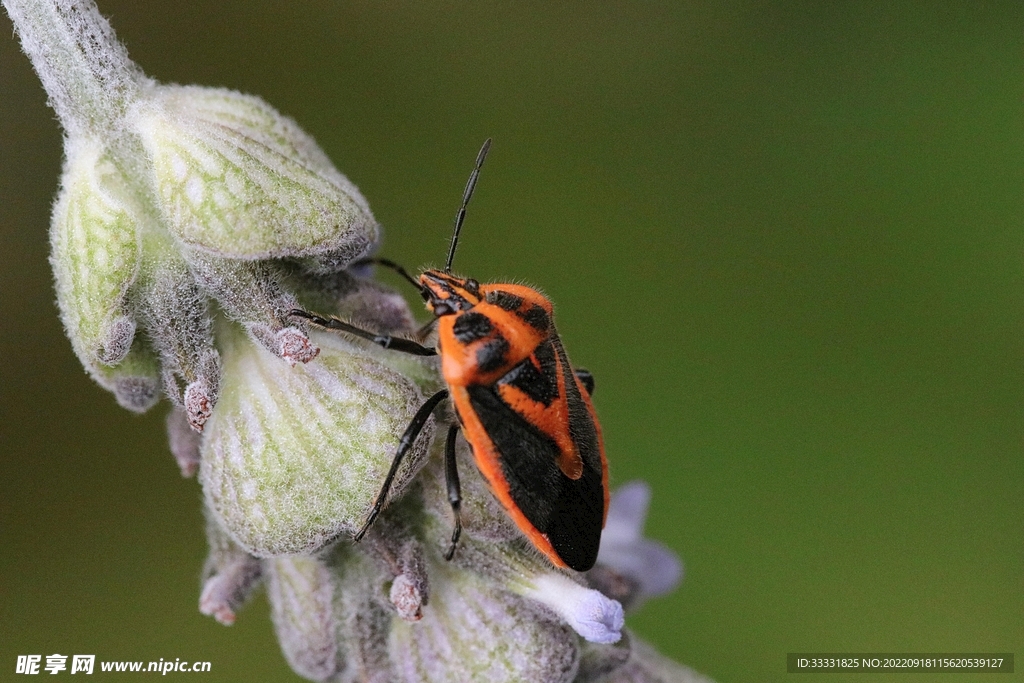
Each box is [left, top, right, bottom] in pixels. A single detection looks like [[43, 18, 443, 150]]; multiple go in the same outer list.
[[290, 140, 608, 571]]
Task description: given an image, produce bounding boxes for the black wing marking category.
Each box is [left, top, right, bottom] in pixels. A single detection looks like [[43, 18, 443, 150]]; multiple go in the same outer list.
[[475, 337, 510, 373], [466, 336, 604, 571], [452, 311, 493, 343], [496, 339, 559, 406]]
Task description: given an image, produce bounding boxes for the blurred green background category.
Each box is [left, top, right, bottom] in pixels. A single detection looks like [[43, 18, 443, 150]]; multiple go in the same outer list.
[[1, 1, 1021, 681]]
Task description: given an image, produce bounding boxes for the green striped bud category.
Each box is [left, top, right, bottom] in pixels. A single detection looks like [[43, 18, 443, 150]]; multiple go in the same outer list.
[[50, 134, 162, 411], [133, 85, 378, 262], [200, 322, 437, 556], [51, 136, 140, 368]]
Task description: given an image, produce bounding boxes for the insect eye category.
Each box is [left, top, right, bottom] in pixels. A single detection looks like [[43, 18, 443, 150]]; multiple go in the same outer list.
[[464, 278, 480, 294]]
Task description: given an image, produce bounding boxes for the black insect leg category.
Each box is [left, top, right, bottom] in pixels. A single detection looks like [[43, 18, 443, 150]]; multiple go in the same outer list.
[[289, 309, 437, 356], [443, 424, 463, 561], [575, 368, 595, 396], [355, 389, 450, 542]]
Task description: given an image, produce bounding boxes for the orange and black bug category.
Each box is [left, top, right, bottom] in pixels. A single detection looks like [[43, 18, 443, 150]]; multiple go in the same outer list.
[[290, 140, 608, 571]]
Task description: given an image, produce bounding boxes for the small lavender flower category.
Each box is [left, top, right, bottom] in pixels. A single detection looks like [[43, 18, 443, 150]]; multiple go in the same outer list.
[[587, 481, 684, 612], [3, 1, 711, 680]]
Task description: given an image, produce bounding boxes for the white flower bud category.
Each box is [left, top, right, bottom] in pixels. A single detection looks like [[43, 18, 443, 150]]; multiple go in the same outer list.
[[200, 323, 436, 556], [522, 573, 624, 645], [132, 85, 378, 263]]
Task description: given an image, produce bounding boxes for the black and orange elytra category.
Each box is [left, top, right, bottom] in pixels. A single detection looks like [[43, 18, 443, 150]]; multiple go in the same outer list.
[[291, 140, 609, 571]]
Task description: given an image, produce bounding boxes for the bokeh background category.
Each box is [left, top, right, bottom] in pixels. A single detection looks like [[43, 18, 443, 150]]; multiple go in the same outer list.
[[1, 2, 1021, 681]]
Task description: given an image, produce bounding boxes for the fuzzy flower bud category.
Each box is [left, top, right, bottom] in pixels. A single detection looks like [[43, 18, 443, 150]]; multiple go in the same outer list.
[[48, 133, 164, 412], [389, 562, 581, 683], [134, 85, 377, 261], [86, 341, 162, 413], [266, 555, 347, 681], [199, 322, 437, 556], [50, 136, 140, 366]]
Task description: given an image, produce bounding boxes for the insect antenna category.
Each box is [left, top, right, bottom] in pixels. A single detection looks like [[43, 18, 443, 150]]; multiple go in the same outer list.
[[352, 257, 428, 298], [445, 138, 492, 274]]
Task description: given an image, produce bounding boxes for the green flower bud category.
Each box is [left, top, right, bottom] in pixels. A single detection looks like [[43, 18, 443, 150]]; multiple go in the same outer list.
[[133, 85, 378, 262], [200, 323, 437, 556], [51, 135, 141, 368], [9, 0, 381, 423]]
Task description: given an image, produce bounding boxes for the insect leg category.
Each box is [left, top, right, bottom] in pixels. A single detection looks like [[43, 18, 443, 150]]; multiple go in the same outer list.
[[355, 389, 450, 542], [289, 309, 437, 356], [443, 423, 463, 561], [575, 368, 595, 396]]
